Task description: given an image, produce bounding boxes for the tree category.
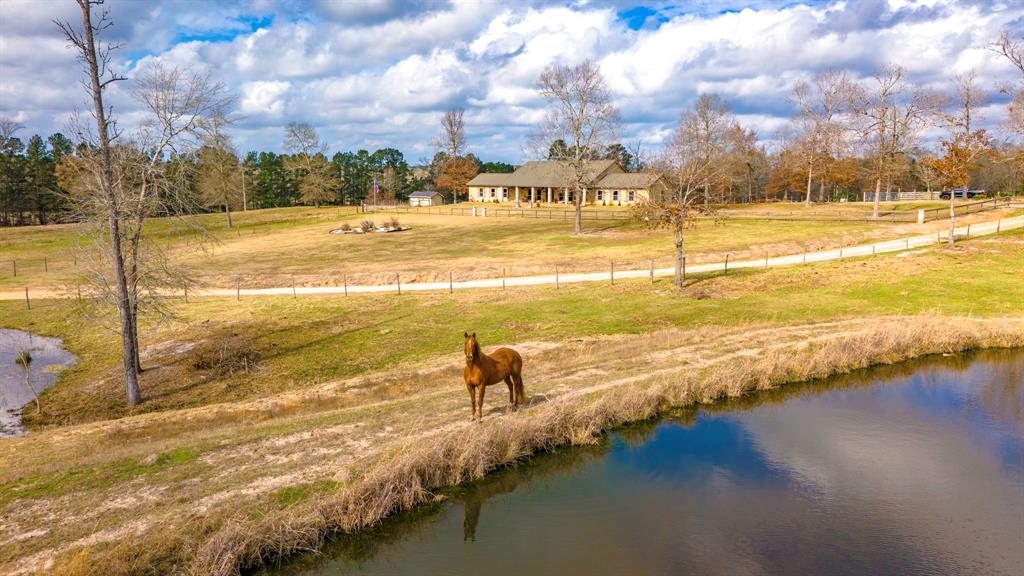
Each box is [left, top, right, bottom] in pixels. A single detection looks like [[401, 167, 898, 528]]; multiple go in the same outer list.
[[849, 64, 942, 218], [436, 155, 479, 203], [57, 3, 233, 406], [535, 60, 620, 235], [604, 143, 636, 171], [282, 122, 339, 207], [196, 133, 241, 227], [633, 95, 732, 287], [935, 70, 991, 246], [433, 108, 466, 157], [792, 70, 853, 205]]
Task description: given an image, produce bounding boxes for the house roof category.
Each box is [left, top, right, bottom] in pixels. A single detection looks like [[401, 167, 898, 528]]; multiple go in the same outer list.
[[409, 190, 442, 198], [466, 173, 509, 187], [596, 172, 662, 189], [468, 160, 620, 188]]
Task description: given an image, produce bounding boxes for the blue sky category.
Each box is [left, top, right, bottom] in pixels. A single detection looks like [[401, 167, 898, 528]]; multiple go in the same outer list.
[[1, 0, 1021, 163]]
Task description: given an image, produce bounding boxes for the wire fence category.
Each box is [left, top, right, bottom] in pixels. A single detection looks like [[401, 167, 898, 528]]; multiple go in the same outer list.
[[363, 197, 1012, 223], [9, 215, 1020, 307]]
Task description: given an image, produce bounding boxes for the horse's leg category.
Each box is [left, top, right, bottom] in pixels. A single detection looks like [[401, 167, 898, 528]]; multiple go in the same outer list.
[[475, 384, 486, 421], [513, 372, 525, 405], [504, 376, 515, 406], [467, 384, 477, 421]]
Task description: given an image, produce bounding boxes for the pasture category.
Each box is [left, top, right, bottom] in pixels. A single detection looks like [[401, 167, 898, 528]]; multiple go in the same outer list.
[[1, 202, 1014, 291]]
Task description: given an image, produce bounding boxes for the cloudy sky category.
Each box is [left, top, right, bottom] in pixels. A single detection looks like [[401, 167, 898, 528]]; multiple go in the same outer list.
[[1, 0, 1021, 163]]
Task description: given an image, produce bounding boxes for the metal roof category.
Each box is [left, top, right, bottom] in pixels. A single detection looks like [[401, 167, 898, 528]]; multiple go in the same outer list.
[[408, 190, 442, 198]]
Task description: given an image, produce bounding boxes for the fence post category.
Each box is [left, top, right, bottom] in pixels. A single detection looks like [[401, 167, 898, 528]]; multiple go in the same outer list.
[[555, 265, 559, 289], [802, 249, 806, 264], [610, 261, 614, 285], [966, 223, 971, 239], [682, 256, 686, 280], [344, 273, 348, 296], [396, 273, 401, 294], [765, 254, 769, 268], [292, 275, 296, 298], [77, 283, 81, 301], [997, 219, 1001, 234], [917, 209, 925, 224], [649, 259, 654, 284], [905, 237, 909, 250], [43, 258, 47, 273], [872, 244, 876, 255], [725, 253, 730, 273], [839, 247, 843, 259], [12, 260, 15, 277], [449, 271, 453, 294], [236, 277, 240, 301], [25, 287, 30, 309], [502, 268, 506, 290]]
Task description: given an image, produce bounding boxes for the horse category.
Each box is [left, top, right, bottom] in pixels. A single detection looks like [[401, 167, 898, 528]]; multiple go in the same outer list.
[[463, 332, 525, 421]]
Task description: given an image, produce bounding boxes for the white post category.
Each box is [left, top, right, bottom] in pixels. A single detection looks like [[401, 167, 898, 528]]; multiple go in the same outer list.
[[482, 207, 487, 217], [917, 209, 925, 225], [472, 207, 477, 217], [547, 187, 552, 203], [515, 187, 520, 207]]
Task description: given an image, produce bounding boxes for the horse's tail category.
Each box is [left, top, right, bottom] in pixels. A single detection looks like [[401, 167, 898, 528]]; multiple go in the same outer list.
[[513, 351, 525, 403]]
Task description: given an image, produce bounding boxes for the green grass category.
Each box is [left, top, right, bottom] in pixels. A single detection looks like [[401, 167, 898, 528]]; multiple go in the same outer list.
[[2, 228, 1021, 429]]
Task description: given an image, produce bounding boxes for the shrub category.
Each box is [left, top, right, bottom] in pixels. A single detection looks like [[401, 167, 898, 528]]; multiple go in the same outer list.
[[360, 220, 376, 232], [388, 216, 401, 230], [339, 222, 352, 232]]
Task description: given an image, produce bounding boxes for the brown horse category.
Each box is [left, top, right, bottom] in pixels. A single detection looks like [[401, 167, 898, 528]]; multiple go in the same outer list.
[[463, 332, 524, 421]]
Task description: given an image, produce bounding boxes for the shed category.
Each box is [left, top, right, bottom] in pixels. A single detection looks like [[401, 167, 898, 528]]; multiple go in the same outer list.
[[409, 190, 444, 207]]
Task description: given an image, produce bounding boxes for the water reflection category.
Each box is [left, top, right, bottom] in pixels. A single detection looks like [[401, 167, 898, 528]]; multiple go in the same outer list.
[[267, 349, 1024, 576], [0, 329, 77, 436]]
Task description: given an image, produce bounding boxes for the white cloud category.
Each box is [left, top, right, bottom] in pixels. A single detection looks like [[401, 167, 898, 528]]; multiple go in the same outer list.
[[0, 0, 1021, 162]]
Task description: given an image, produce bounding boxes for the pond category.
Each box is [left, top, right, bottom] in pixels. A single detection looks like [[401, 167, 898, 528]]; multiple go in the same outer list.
[[0, 328, 77, 436], [266, 349, 1024, 576]]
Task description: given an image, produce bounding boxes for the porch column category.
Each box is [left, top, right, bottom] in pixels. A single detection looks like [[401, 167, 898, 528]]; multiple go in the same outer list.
[[530, 187, 536, 204], [582, 188, 587, 205], [515, 187, 520, 207], [547, 187, 552, 203]]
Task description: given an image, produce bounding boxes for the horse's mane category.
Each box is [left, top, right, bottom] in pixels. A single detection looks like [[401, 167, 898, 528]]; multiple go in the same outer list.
[[470, 338, 480, 360]]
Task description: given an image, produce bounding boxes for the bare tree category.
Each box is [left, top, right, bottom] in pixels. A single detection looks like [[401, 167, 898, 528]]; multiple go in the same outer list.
[[634, 95, 732, 287], [283, 122, 338, 207], [0, 116, 23, 147], [991, 31, 1024, 77], [433, 108, 466, 157], [56, 2, 233, 406], [990, 31, 1024, 142], [793, 70, 853, 205], [534, 60, 620, 235], [849, 64, 943, 218]]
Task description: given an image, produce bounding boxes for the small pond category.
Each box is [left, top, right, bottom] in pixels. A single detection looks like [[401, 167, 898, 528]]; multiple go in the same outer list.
[[266, 349, 1024, 576], [0, 328, 77, 436]]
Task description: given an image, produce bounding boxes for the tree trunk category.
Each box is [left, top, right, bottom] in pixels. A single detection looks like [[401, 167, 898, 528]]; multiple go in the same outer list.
[[79, 1, 141, 406], [673, 217, 684, 287], [805, 159, 813, 205], [948, 189, 956, 247], [573, 185, 583, 235], [819, 180, 826, 203], [225, 202, 232, 228], [872, 177, 881, 219]]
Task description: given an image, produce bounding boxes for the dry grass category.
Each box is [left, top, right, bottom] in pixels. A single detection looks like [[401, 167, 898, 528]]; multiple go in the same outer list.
[[183, 316, 1023, 576]]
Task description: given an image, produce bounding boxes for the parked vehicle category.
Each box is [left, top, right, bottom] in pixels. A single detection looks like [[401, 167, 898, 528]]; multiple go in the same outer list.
[[939, 189, 988, 200]]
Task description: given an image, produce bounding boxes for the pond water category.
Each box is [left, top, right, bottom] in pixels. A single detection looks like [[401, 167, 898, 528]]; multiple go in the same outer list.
[[268, 349, 1024, 576], [0, 328, 77, 436]]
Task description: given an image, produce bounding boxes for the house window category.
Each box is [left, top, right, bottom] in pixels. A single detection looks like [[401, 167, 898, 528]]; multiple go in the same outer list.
[[597, 190, 604, 201], [490, 188, 496, 198], [612, 190, 619, 202], [502, 188, 508, 199], [628, 190, 635, 202]]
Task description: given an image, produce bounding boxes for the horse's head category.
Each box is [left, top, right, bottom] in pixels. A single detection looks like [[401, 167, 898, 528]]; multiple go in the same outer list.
[[464, 332, 478, 364]]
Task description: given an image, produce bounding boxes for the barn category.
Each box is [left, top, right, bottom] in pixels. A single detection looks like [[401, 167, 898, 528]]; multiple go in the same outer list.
[[408, 190, 444, 207]]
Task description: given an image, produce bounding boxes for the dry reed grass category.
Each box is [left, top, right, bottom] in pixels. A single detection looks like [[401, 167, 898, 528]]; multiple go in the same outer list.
[[189, 316, 1024, 576]]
